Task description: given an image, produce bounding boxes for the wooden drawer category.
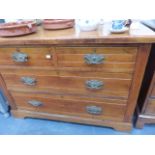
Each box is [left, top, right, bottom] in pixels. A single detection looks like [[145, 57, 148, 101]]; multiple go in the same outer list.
[[0, 47, 55, 67], [11, 91, 127, 121], [56, 46, 138, 73], [0, 68, 133, 79], [144, 98, 155, 115], [150, 73, 155, 97], [150, 85, 155, 97], [2, 72, 132, 99]]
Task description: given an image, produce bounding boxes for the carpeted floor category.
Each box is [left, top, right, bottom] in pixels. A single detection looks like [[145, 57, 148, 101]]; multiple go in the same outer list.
[[0, 113, 155, 135]]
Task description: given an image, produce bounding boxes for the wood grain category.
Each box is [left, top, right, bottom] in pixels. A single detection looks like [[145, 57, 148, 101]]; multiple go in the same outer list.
[[144, 98, 155, 114], [0, 22, 154, 45], [0, 68, 133, 79], [124, 44, 151, 121], [2, 73, 132, 99], [12, 109, 132, 131], [0, 23, 154, 131], [0, 47, 55, 67], [136, 113, 155, 128], [11, 91, 127, 121], [56, 46, 137, 72]]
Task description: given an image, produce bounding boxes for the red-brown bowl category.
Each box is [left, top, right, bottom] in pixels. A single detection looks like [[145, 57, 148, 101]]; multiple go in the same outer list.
[[43, 19, 75, 30], [0, 20, 37, 37]]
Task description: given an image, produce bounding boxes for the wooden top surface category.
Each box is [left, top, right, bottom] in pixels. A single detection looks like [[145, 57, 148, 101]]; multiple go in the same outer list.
[[0, 22, 155, 45]]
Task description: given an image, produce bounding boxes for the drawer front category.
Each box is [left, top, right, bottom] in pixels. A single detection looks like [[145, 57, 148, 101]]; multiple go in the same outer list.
[[2, 73, 132, 99], [150, 85, 155, 97], [150, 73, 155, 97], [0, 47, 54, 67], [144, 99, 155, 115], [11, 91, 127, 121], [0, 68, 133, 79], [56, 46, 137, 73]]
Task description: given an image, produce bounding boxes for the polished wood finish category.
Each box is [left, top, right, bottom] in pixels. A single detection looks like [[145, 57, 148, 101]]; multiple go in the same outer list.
[[144, 98, 155, 114], [124, 44, 151, 121], [0, 47, 55, 67], [11, 91, 126, 121], [0, 68, 133, 79], [0, 22, 154, 45], [0, 22, 155, 131], [12, 109, 132, 131], [1, 72, 132, 99], [56, 46, 137, 72]]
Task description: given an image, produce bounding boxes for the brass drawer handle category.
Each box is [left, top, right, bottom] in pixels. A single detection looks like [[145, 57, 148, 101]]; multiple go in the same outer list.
[[21, 77, 37, 86], [28, 100, 43, 107], [12, 52, 28, 62], [86, 106, 103, 115], [86, 80, 103, 90], [84, 54, 104, 64]]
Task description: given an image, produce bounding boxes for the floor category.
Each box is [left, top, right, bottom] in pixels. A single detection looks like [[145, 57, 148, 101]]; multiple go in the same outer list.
[[0, 113, 155, 135]]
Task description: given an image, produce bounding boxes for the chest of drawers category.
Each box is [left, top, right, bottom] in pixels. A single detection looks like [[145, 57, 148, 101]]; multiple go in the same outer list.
[[0, 23, 155, 131]]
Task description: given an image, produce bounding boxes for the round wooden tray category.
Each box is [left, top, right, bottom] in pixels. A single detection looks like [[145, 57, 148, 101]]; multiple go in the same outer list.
[[43, 19, 75, 30], [0, 20, 37, 37]]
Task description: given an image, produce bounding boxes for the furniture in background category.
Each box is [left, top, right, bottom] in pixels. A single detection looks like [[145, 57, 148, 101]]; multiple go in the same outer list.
[[141, 20, 155, 31], [0, 23, 154, 131], [135, 20, 155, 128]]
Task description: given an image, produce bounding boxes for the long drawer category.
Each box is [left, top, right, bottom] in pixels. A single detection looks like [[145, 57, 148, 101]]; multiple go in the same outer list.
[[2, 72, 132, 99], [11, 91, 127, 121], [0, 47, 55, 67], [56, 46, 138, 73]]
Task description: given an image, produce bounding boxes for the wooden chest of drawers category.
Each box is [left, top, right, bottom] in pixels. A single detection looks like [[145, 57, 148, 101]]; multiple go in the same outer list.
[[0, 23, 155, 131]]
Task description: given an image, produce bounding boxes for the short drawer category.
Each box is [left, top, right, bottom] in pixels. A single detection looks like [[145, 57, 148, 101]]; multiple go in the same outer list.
[[2, 73, 132, 99], [56, 46, 137, 73], [0, 47, 55, 67], [11, 91, 127, 121]]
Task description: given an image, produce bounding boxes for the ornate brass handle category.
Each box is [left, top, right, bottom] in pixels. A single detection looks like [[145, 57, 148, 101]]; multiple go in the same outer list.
[[12, 52, 28, 62], [21, 77, 37, 86], [84, 53, 104, 64], [86, 106, 103, 115], [28, 100, 43, 107], [86, 80, 103, 90]]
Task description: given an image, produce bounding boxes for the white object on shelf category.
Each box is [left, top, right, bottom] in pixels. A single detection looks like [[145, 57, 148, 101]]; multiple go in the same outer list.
[[76, 19, 100, 31]]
